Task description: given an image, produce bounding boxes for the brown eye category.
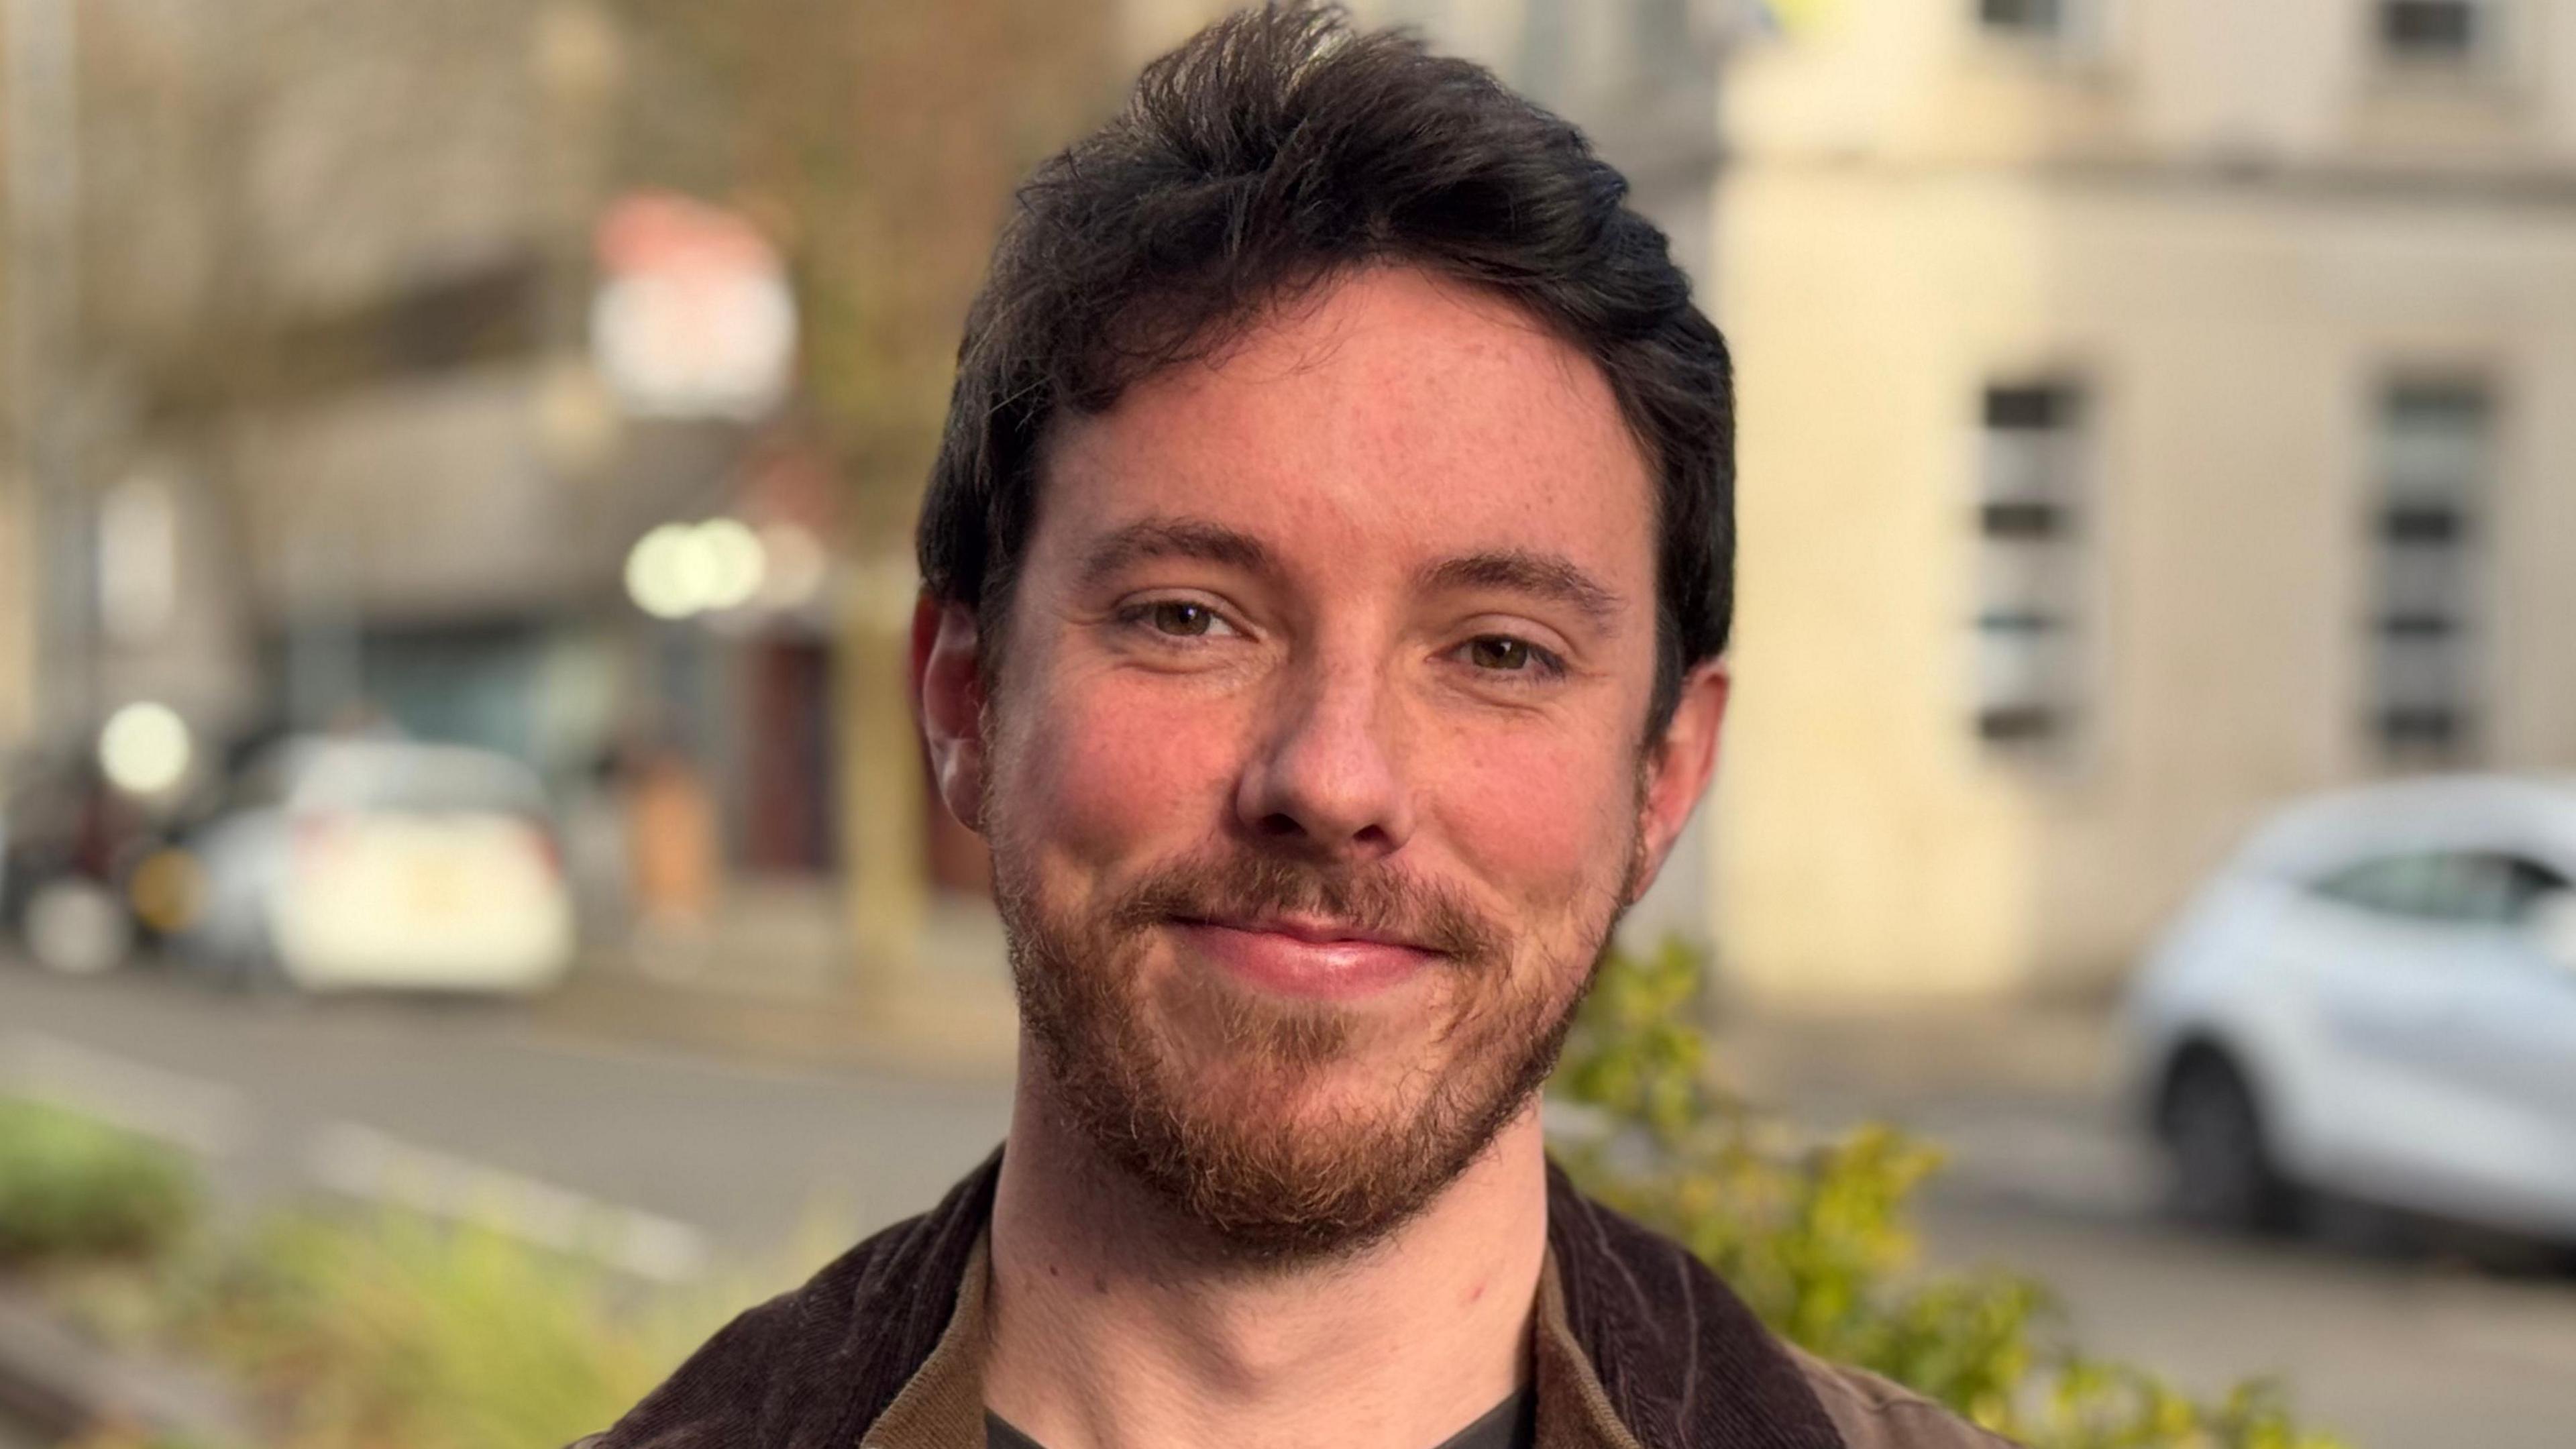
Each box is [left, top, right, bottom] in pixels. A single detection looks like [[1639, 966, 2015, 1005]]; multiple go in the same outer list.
[[1468, 636, 1532, 670], [1151, 601, 1216, 637]]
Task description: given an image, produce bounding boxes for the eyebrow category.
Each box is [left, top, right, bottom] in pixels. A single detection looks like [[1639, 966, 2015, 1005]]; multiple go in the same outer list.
[[1076, 517, 1279, 590], [1417, 549, 1625, 633]]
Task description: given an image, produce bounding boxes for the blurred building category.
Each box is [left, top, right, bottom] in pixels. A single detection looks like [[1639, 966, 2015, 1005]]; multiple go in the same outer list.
[[1714, 0, 2576, 1000], [28, 0, 2552, 1012], [3, 0, 851, 949]]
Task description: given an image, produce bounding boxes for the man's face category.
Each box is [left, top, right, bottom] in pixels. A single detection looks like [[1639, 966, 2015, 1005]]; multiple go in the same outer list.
[[926, 266, 1721, 1260]]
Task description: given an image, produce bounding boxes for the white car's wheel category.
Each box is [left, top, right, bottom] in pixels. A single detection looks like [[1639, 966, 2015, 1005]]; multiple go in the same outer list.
[[23, 878, 134, 977], [2161, 1051, 2296, 1233]]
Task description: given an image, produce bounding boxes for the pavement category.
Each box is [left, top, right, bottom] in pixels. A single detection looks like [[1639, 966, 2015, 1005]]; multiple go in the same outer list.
[[1, 960, 2572, 1448]]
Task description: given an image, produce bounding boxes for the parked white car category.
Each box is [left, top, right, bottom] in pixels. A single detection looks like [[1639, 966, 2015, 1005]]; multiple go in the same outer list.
[[2122, 775, 2576, 1244], [182, 738, 576, 994]]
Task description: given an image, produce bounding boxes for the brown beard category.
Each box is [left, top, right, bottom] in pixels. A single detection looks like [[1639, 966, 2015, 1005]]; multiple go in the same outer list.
[[991, 833, 1642, 1267]]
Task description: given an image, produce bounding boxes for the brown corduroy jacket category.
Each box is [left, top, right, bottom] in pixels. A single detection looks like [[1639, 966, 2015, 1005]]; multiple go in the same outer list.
[[574, 1155, 2010, 1449]]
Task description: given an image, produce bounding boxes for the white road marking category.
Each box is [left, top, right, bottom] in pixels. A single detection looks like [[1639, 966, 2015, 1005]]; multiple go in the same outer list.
[[0, 1032, 251, 1155], [305, 1120, 711, 1283]]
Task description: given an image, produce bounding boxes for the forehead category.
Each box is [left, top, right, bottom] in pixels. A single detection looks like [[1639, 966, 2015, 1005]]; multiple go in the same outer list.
[[1034, 266, 1654, 582]]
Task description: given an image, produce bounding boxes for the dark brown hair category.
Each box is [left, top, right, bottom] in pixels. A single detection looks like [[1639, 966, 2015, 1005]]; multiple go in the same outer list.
[[916, 2, 1733, 731]]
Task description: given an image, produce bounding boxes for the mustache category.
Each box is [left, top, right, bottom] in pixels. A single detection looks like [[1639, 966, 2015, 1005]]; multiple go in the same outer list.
[[1106, 849, 1510, 967]]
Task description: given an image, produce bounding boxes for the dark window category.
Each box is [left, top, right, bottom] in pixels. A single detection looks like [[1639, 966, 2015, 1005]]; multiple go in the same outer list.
[[1986, 383, 2070, 429], [2317, 855, 2433, 916], [1981, 500, 2064, 538], [2381, 505, 2461, 543], [2376, 707, 2463, 748], [1976, 704, 2060, 743], [1976, 380, 2086, 751], [2369, 380, 2489, 762], [2380, 1, 2482, 60], [2508, 855, 2573, 904], [1980, 0, 2065, 36], [2316, 851, 2569, 926]]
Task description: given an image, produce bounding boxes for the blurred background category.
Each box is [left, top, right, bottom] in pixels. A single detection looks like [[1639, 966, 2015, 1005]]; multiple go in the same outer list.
[[2, 1, 2574, 1446]]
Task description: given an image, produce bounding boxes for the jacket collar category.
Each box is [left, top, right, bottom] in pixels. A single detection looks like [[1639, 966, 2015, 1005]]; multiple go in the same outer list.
[[590, 1150, 1845, 1449], [1540, 1161, 1844, 1449]]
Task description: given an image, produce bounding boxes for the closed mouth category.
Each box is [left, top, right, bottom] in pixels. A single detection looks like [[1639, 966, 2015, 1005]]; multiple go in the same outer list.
[[1178, 914, 1438, 955]]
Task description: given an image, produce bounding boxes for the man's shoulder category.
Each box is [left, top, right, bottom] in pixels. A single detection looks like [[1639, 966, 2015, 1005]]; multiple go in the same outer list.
[[572, 1152, 1002, 1449], [1786, 1346, 2021, 1449], [564, 1244, 872, 1449]]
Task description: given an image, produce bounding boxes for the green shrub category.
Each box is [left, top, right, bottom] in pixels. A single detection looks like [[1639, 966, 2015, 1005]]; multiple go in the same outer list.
[[168, 1209, 729, 1449], [0, 1096, 199, 1265], [1551, 936, 2346, 1449]]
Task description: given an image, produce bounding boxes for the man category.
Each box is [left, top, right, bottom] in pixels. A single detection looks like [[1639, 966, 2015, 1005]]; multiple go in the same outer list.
[[584, 6, 2004, 1448]]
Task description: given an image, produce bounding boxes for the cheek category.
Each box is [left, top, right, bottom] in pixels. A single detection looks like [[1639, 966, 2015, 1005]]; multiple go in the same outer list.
[[1424, 720, 1637, 924], [998, 670, 1241, 871]]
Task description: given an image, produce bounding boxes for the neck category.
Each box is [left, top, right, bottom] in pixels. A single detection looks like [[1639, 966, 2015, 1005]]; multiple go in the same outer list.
[[983, 1047, 1551, 1449]]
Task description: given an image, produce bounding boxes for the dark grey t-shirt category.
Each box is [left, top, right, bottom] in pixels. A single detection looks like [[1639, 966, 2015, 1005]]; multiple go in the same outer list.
[[986, 1389, 1535, 1449]]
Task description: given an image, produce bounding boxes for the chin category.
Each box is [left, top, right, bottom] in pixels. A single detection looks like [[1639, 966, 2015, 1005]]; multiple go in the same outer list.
[[1184, 1042, 1444, 1136]]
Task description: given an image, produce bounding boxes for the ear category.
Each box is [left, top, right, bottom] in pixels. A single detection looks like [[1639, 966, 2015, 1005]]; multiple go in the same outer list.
[[1629, 659, 1730, 904], [910, 591, 990, 835]]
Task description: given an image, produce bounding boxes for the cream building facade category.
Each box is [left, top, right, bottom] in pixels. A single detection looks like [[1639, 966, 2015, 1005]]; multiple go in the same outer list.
[[1719, 0, 2576, 999]]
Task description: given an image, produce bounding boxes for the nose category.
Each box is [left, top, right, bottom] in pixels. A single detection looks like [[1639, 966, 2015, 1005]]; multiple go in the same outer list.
[[1233, 650, 1414, 863]]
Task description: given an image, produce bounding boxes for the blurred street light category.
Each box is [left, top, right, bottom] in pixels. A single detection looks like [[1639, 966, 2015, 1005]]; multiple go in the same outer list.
[[99, 699, 191, 797], [625, 523, 707, 621], [624, 519, 769, 621], [694, 518, 765, 611]]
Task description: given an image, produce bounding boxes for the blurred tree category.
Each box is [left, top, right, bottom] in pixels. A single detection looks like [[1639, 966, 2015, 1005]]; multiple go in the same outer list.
[[69, 0, 581, 731], [56, 0, 1117, 987], [610, 0, 1120, 982], [616, 0, 1117, 535]]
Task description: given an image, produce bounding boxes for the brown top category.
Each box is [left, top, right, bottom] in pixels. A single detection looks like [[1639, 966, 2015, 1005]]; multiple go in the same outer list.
[[574, 1152, 2012, 1449], [857, 1232, 1645, 1449]]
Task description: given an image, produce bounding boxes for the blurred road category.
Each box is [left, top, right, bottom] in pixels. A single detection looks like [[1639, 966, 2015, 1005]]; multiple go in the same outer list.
[[0, 965, 1012, 1277], [1886, 1103, 2576, 1449], [2, 963, 2572, 1447]]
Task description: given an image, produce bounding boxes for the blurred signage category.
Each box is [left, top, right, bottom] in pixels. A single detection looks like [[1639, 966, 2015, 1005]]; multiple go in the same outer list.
[[590, 192, 796, 420]]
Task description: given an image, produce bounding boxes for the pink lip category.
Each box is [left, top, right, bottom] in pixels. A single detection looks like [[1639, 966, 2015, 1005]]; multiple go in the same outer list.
[[1173, 918, 1441, 1002]]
